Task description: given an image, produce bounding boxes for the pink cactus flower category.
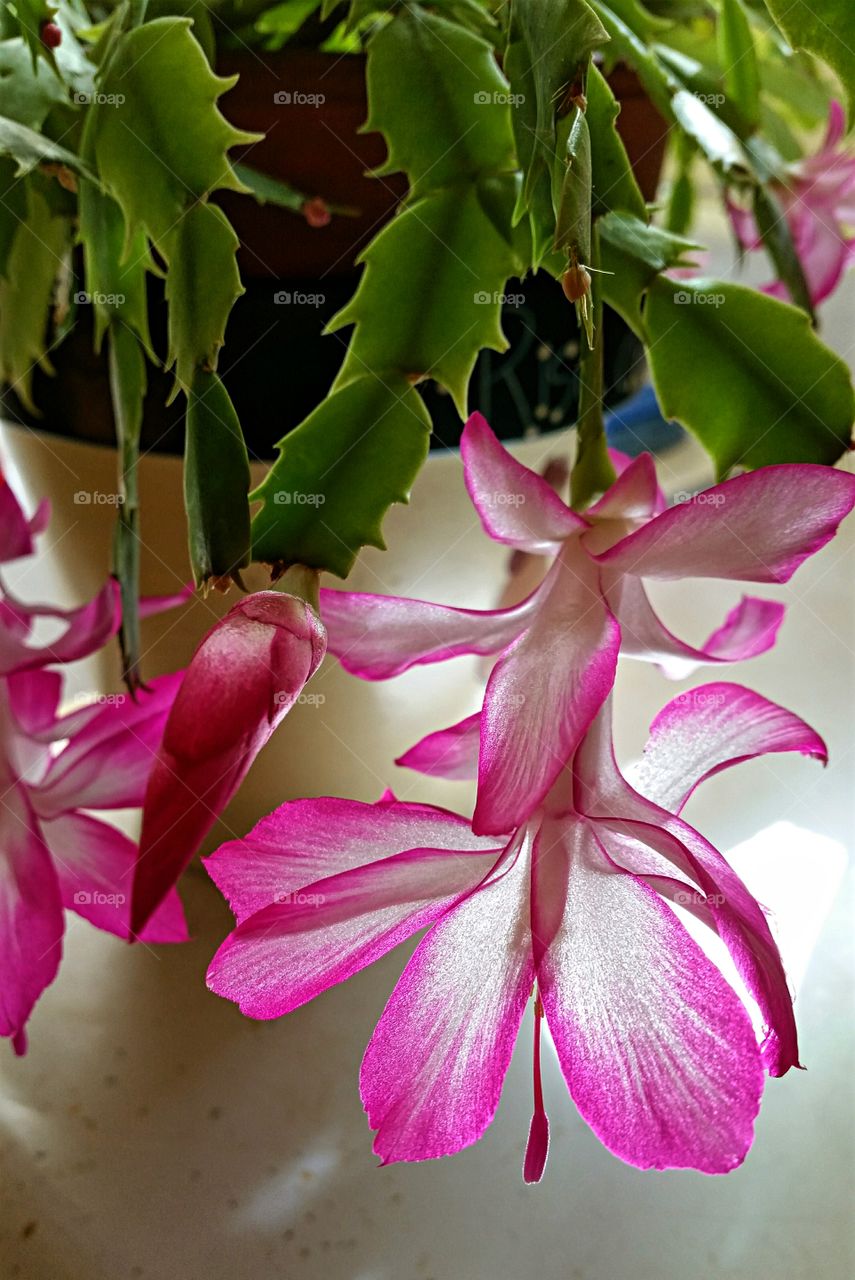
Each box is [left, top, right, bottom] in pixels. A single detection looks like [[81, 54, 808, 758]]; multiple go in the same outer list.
[[0, 667, 187, 1053], [0, 472, 49, 563], [0, 464, 126, 672], [321, 412, 855, 835], [131, 589, 327, 935], [205, 683, 826, 1175], [729, 101, 855, 305], [0, 473, 190, 1052]]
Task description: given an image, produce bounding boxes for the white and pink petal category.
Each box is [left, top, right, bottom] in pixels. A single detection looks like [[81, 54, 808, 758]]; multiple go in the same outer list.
[[461, 412, 584, 551], [320, 587, 539, 680], [592, 467, 855, 584], [30, 672, 183, 817], [0, 781, 64, 1042], [586, 452, 665, 521], [360, 840, 533, 1163], [396, 713, 480, 780], [207, 842, 505, 1020], [608, 576, 785, 677], [533, 820, 764, 1172], [473, 546, 619, 835], [0, 478, 48, 563], [204, 793, 501, 925], [572, 703, 801, 1077], [0, 580, 120, 675], [635, 682, 827, 814]]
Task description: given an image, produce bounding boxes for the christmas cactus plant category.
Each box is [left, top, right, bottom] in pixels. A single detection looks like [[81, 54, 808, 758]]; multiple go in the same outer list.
[[1, 0, 854, 1179], [1, 0, 852, 625]]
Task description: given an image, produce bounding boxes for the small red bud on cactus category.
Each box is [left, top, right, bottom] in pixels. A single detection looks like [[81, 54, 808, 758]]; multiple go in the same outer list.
[[561, 262, 592, 304], [40, 20, 62, 48], [301, 197, 332, 229]]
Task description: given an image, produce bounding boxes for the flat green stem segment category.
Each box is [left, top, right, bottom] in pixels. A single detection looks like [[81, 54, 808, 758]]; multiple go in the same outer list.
[[764, 0, 855, 124], [252, 373, 431, 579], [251, 1, 529, 576], [645, 277, 854, 474], [88, 17, 256, 250], [184, 369, 251, 589]]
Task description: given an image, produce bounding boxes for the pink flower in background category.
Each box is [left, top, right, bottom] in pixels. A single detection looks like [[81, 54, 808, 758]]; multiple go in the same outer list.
[[0, 472, 49, 563], [0, 469, 191, 675], [205, 683, 825, 1175], [0, 579, 121, 675], [0, 668, 187, 1053], [729, 101, 855, 305], [0, 472, 189, 1052], [321, 412, 855, 835], [0, 464, 126, 672], [131, 589, 327, 935]]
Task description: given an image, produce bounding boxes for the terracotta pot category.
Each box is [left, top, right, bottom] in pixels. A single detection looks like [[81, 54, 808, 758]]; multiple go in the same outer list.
[[606, 62, 669, 204], [215, 50, 408, 279], [0, 51, 667, 456], [214, 51, 667, 280]]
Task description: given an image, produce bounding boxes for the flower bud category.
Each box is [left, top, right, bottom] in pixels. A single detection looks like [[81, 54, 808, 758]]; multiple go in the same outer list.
[[301, 197, 332, 229], [40, 21, 62, 47], [561, 262, 592, 304], [131, 589, 327, 932]]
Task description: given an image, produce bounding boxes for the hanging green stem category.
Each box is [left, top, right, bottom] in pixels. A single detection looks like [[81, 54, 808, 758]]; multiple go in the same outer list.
[[108, 323, 147, 692], [570, 226, 615, 510]]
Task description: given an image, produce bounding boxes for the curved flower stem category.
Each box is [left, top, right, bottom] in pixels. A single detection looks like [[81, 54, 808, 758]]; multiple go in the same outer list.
[[108, 324, 145, 693], [276, 564, 322, 613], [570, 226, 616, 511]]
